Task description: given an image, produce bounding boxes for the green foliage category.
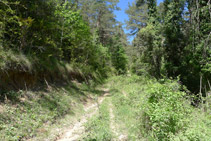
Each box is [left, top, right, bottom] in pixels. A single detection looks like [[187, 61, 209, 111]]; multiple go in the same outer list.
[[170, 111, 211, 141], [162, 0, 186, 78], [137, 22, 163, 78], [0, 48, 32, 71], [0, 0, 124, 91], [108, 75, 211, 141], [80, 0, 120, 46], [125, 0, 148, 35], [127, 0, 211, 96], [0, 82, 99, 140], [111, 40, 128, 74], [55, 3, 93, 62], [142, 80, 190, 140], [0, 0, 21, 49], [109, 75, 146, 140]]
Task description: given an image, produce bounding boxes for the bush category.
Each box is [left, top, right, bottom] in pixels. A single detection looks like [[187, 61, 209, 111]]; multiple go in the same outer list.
[[107, 75, 211, 140], [140, 80, 192, 140]]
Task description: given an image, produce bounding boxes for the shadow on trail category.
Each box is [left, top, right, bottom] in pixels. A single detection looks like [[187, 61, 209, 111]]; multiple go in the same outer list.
[[0, 79, 110, 141]]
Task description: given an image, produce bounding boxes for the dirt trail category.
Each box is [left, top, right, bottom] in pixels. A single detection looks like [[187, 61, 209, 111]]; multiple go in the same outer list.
[[56, 89, 109, 141], [109, 101, 127, 141]]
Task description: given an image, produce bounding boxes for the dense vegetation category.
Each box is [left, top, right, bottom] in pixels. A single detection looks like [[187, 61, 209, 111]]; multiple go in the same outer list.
[[107, 76, 211, 140], [127, 0, 211, 95], [0, 0, 211, 140], [0, 0, 128, 91]]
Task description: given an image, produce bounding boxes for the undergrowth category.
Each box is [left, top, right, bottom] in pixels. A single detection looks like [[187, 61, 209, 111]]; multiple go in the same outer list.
[[108, 75, 211, 141], [109, 75, 147, 140], [0, 81, 98, 141], [0, 48, 108, 91]]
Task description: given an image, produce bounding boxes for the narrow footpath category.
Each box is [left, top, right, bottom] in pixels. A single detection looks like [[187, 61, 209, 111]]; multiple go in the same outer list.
[[56, 89, 109, 141]]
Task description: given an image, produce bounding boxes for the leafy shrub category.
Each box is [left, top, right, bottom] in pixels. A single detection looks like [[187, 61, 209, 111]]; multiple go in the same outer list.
[[107, 75, 211, 140], [140, 80, 192, 140]]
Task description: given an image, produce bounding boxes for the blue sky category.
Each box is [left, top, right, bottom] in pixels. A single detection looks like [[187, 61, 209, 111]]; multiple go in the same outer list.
[[114, 0, 164, 42]]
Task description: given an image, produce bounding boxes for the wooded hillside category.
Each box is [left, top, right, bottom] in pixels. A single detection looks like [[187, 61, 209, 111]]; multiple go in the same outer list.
[[0, 0, 127, 91], [0, 0, 211, 140]]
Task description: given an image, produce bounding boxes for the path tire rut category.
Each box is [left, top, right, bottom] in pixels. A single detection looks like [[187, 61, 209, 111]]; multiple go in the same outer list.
[[55, 89, 109, 141], [109, 100, 128, 141]]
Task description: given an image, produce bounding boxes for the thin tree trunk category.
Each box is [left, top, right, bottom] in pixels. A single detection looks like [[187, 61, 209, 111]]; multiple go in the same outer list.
[[200, 75, 203, 100], [196, 0, 200, 34], [61, 22, 64, 46], [204, 84, 208, 112], [207, 79, 211, 90], [208, 0, 211, 19]]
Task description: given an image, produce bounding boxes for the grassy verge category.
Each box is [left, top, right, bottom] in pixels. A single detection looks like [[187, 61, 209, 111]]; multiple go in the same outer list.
[[0, 81, 102, 141], [109, 75, 147, 140], [83, 98, 113, 140], [107, 75, 211, 141]]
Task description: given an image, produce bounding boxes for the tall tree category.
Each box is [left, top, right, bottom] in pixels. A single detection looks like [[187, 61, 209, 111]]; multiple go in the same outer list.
[[125, 0, 148, 35], [163, 0, 186, 77], [127, 0, 163, 78], [79, 0, 119, 46], [110, 24, 128, 74]]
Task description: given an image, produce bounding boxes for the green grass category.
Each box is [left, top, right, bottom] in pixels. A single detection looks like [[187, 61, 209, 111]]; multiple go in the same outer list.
[[83, 98, 113, 141], [108, 75, 147, 140], [1, 75, 211, 141], [0, 81, 102, 141], [107, 75, 211, 141]]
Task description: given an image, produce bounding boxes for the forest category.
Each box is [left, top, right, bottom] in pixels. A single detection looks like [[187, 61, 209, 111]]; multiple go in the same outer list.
[[0, 0, 211, 140]]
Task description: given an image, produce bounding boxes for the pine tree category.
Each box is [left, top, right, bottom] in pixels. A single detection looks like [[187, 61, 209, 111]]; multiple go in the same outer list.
[[79, 0, 119, 46], [125, 0, 148, 35], [163, 0, 186, 77]]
